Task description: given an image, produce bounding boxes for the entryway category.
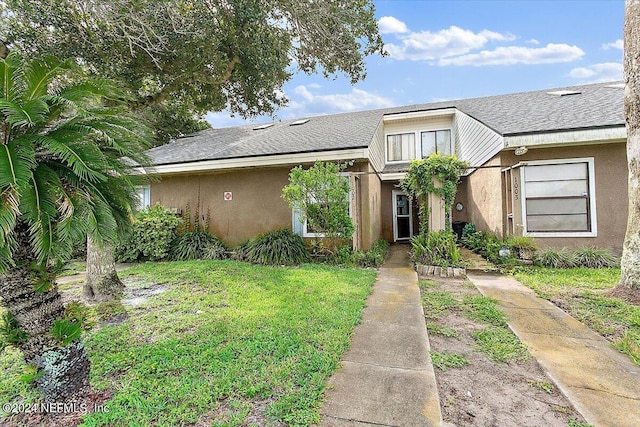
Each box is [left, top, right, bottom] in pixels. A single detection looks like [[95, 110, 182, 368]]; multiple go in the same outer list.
[[392, 190, 413, 242]]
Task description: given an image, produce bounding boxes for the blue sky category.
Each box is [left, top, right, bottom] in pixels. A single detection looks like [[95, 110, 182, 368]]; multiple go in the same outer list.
[[206, 0, 624, 128]]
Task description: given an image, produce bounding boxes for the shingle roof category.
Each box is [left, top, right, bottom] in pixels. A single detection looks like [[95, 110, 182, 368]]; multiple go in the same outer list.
[[146, 82, 624, 166]]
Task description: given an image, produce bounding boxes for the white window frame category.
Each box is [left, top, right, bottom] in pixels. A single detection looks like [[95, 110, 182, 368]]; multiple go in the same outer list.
[[385, 128, 453, 165], [302, 174, 353, 238], [520, 158, 597, 238], [135, 185, 151, 211], [420, 129, 452, 157], [385, 132, 416, 164]]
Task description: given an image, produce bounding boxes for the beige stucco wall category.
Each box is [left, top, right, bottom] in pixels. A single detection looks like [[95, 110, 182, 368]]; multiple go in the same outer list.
[[151, 167, 292, 246], [501, 142, 628, 252], [150, 161, 382, 249], [358, 163, 383, 249], [456, 156, 505, 237]]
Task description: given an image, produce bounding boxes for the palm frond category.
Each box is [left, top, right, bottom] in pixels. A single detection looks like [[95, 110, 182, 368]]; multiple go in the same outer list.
[[0, 53, 23, 102], [0, 137, 35, 188], [23, 56, 73, 101], [36, 134, 108, 183]]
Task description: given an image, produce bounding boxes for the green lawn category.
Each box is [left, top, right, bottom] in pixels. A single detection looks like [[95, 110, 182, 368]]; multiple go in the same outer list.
[[514, 267, 640, 365], [1, 261, 376, 426]]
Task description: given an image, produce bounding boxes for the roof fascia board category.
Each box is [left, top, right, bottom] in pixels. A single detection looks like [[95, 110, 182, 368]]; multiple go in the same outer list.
[[504, 126, 626, 148], [150, 148, 369, 175], [380, 172, 407, 181], [383, 108, 457, 122]]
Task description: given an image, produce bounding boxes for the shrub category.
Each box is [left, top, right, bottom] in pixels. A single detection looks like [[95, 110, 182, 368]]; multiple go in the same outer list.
[[461, 222, 476, 238], [534, 248, 577, 268], [350, 240, 390, 267], [572, 247, 619, 268], [507, 236, 538, 260], [231, 240, 251, 262], [411, 231, 460, 267], [243, 229, 309, 265], [171, 230, 227, 261], [117, 205, 182, 262]]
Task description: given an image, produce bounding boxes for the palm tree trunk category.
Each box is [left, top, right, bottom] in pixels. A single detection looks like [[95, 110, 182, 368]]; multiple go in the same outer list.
[[84, 234, 124, 302], [0, 224, 90, 402], [620, 0, 640, 292]]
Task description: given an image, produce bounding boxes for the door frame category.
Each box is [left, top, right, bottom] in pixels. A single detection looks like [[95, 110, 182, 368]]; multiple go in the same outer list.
[[392, 190, 413, 241]]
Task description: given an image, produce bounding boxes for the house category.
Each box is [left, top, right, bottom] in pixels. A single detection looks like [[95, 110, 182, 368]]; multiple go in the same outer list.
[[144, 82, 627, 252]]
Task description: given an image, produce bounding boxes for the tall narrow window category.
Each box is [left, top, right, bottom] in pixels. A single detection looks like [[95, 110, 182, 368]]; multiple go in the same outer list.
[[386, 133, 416, 162], [421, 130, 451, 157], [523, 160, 595, 234]]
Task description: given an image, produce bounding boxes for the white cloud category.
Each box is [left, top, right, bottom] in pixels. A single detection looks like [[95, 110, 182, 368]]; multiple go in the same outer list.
[[602, 39, 623, 50], [438, 43, 584, 66], [568, 62, 623, 82], [378, 16, 409, 34], [288, 85, 396, 115], [527, 39, 540, 45], [384, 25, 515, 61], [204, 86, 396, 127]]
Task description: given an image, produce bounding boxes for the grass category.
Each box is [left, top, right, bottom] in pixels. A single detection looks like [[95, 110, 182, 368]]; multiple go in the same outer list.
[[514, 267, 640, 366], [419, 280, 530, 364], [425, 322, 458, 338], [462, 295, 506, 327], [472, 327, 529, 363], [429, 351, 470, 371], [1, 260, 376, 425], [528, 379, 554, 394]]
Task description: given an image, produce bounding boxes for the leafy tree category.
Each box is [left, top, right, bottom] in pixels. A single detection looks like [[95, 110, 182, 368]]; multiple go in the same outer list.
[[282, 161, 353, 251], [1, 0, 385, 143], [401, 154, 469, 233], [0, 52, 151, 402], [620, 0, 640, 296]]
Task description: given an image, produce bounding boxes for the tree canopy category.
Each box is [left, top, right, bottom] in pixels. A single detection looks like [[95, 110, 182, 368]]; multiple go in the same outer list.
[[1, 0, 385, 143]]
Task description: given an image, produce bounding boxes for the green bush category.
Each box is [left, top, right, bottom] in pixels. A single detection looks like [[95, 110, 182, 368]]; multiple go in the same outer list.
[[461, 222, 476, 238], [411, 231, 461, 267], [243, 229, 309, 265], [339, 239, 390, 267], [572, 247, 619, 268], [534, 248, 577, 268], [171, 230, 227, 261], [117, 205, 182, 262], [462, 230, 517, 265]]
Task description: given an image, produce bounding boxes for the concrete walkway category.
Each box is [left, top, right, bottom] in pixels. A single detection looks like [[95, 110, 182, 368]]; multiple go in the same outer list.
[[468, 273, 640, 427], [319, 245, 442, 427]]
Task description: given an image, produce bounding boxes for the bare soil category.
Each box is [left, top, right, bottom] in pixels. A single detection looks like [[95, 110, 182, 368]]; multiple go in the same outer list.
[[420, 276, 588, 427]]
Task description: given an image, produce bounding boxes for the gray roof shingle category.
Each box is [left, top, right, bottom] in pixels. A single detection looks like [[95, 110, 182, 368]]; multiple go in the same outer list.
[[147, 82, 624, 166]]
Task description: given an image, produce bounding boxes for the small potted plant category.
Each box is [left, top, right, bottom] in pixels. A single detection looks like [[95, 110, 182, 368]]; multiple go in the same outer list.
[[508, 236, 538, 262]]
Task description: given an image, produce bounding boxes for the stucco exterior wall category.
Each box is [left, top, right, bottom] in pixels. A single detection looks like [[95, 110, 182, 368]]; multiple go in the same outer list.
[[151, 167, 292, 246], [457, 155, 504, 237], [500, 142, 628, 252], [359, 163, 383, 249]]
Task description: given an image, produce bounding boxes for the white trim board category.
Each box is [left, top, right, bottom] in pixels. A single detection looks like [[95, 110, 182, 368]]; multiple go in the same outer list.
[[150, 148, 368, 175]]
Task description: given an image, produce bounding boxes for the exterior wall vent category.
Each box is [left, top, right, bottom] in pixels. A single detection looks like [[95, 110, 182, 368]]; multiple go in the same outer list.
[[604, 83, 625, 89]]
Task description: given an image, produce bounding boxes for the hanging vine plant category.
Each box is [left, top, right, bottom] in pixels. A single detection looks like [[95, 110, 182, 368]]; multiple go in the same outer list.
[[400, 154, 469, 233]]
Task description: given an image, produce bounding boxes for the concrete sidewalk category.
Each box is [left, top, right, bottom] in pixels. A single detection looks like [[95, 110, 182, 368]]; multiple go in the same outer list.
[[319, 245, 441, 427], [468, 273, 640, 427]]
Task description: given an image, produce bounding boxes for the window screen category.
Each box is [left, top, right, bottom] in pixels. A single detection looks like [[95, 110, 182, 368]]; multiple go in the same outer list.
[[386, 133, 416, 161], [524, 162, 591, 232]]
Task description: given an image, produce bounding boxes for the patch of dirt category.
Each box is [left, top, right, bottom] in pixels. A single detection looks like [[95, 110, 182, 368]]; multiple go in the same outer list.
[[0, 389, 112, 427], [421, 276, 588, 427], [121, 278, 168, 307], [609, 285, 640, 305], [191, 397, 284, 427]]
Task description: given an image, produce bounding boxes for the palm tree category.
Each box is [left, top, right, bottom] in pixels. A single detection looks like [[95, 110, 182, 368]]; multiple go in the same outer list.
[[0, 52, 151, 402]]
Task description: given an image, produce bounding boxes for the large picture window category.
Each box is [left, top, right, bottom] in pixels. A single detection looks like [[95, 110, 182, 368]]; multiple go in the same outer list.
[[522, 159, 596, 236], [421, 129, 451, 157], [386, 133, 416, 162]]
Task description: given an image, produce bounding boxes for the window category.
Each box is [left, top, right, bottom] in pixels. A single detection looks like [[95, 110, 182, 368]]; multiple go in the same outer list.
[[521, 159, 596, 236], [134, 185, 151, 211], [421, 130, 451, 157], [386, 133, 415, 162]]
